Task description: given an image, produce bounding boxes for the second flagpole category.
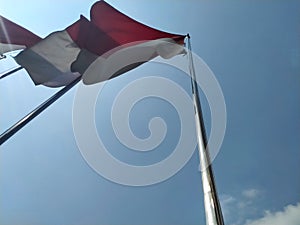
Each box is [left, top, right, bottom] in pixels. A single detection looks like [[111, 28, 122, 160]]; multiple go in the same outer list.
[[0, 76, 81, 145], [0, 66, 23, 80]]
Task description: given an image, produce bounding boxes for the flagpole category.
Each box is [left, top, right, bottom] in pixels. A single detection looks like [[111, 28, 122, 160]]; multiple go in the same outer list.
[[187, 35, 224, 225], [0, 66, 23, 80], [0, 76, 81, 145]]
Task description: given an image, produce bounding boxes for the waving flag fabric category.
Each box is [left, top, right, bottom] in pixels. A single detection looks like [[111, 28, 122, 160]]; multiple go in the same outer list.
[[90, 1, 184, 46], [14, 16, 88, 87], [0, 16, 41, 54], [14, 1, 185, 87], [80, 1, 185, 84]]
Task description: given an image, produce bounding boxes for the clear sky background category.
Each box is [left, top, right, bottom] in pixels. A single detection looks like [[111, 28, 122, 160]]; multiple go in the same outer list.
[[1, 1, 300, 225]]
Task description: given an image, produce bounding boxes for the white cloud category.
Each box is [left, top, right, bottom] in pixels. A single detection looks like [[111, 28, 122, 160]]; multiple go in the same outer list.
[[242, 189, 260, 199], [221, 194, 236, 205], [220, 194, 237, 222], [221, 188, 299, 225], [245, 202, 300, 225], [220, 188, 263, 224]]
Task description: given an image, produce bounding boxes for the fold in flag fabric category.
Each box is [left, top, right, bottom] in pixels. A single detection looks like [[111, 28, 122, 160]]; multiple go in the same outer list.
[[15, 1, 186, 87], [0, 16, 41, 54], [15, 15, 116, 87], [14, 17, 87, 87], [80, 1, 186, 84]]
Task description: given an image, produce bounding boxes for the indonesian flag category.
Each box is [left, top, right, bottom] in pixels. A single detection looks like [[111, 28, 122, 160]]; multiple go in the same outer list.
[[15, 1, 186, 87], [0, 16, 41, 54], [14, 17, 89, 87], [79, 1, 186, 85]]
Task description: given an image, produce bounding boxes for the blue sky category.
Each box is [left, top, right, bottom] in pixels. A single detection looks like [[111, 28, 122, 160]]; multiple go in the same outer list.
[[1, 1, 300, 225]]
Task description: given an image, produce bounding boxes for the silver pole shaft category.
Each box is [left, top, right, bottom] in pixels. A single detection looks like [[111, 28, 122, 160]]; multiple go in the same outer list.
[[0, 76, 81, 145], [187, 35, 224, 225], [0, 66, 23, 80]]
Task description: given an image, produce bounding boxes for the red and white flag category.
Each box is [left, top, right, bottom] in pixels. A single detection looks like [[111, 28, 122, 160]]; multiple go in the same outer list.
[[80, 1, 185, 84], [14, 16, 88, 87], [0, 16, 41, 54], [15, 1, 186, 87]]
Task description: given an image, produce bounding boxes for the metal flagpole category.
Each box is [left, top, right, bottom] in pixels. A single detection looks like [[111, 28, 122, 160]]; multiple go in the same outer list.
[[0, 76, 81, 145], [186, 34, 225, 225], [0, 66, 23, 80]]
